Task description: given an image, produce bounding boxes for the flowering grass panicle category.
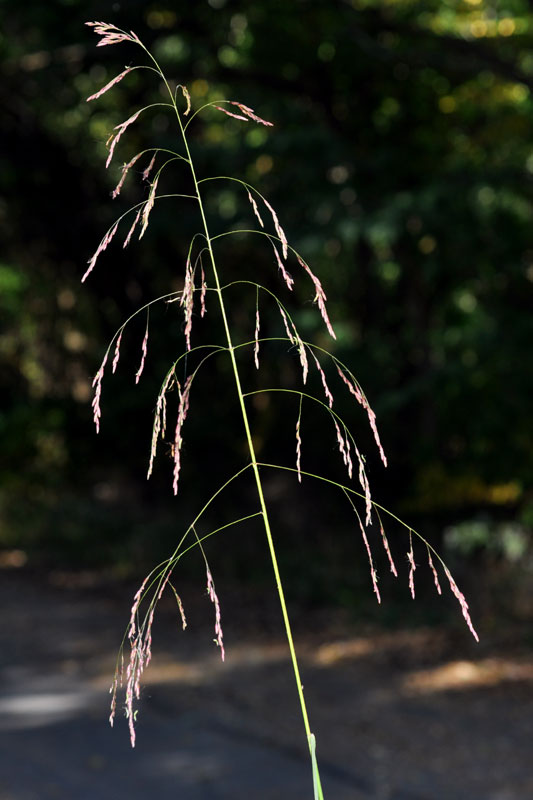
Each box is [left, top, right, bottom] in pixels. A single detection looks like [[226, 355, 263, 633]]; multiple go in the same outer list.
[[83, 21, 478, 796]]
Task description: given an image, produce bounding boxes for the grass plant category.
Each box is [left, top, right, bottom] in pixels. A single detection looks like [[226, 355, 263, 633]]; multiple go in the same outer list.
[[83, 22, 478, 797]]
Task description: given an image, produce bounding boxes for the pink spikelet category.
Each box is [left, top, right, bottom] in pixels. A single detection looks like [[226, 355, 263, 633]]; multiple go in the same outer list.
[[206, 567, 225, 661], [278, 305, 296, 345], [139, 175, 159, 239], [295, 409, 302, 483], [106, 110, 142, 169], [254, 306, 260, 370], [147, 369, 174, 479], [344, 435, 354, 479], [83, 221, 119, 282], [142, 153, 157, 182], [263, 197, 288, 258], [247, 190, 264, 228], [271, 242, 294, 291], [123, 208, 141, 248], [333, 418, 350, 476], [91, 352, 108, 433], [407, 533, 416, 599], [335, 366, 387, 467], [379, 520, 398, 577], [355, 511, 381, 604], [172, 376, 192, 495], [128, 574, 150, 643], [229, 101, 273, 127], [296, 255, 336, 339], [200, 265, 207, 318], [214, 105, 249, 122], [86, 21, 141, 48], [112, 152, 142, 199], [296, 336, 308, 384], [427, 549, 442, 595], [355, 443, 372, 525], [310, 351, 334, 408], [112, 330, 123, 374], [444, 566, 479, 642], [170, 583, 187, 630], [87, 67, 132, 102], [135, 320, 149, 384], [180, 257, 195, 351], [109, 675, 118, 727]]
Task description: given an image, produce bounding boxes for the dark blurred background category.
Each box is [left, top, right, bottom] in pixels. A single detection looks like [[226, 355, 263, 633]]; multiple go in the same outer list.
[[1, 0, 533, 630]]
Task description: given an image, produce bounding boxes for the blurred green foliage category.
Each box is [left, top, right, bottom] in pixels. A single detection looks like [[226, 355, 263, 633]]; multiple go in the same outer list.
[[1, 0, 532, 605]]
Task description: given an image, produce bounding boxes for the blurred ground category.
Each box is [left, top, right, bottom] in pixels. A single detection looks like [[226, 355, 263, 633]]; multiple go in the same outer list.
[[1, 566, 533, 800]]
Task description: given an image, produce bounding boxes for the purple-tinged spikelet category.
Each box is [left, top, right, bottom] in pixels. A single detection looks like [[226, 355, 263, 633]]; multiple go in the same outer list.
[[444, 566, 479, 641], [106, 110, 142, 169], [123, 208, 141, 248], [271, 242, 294, 291], [263, 197, 288, 259], [333, 418, 351, 478], [355, 443, 372, 525], [135, 321, 149, 384], [379, 520, 398, 577], [91, 352, 108, 433], [214, 105, 248, 122], [335, 366, 387, 468], [354, 511, 381, 604], [86, 21, 141, 48], [112, 331, 123, 374], [215, 101, 273, 128], [170, 583, 188, 630], [295, 408, 302, 483], [278, 305, 297, 345], [228, 101, 273, 128], [296, 336, 308, 384], [147, 369, 175, 479], [206, 567, 225, 661], [87, 67, 132, 103], [310, 351, 333, 408], [247, 190, 264, 228], [83, 221, 119, 282], [142, 153, 157, 182], [139, 175, 159, 239], [172, 376, 192, 495], [427, 549, 442, 595], [254, 306, 260, 369], [180, 257, 195, 351], [407, 534, 416, 599], [296, 255, 336, 340], [200, 265, 207, 318], [112, 152, 143, 199]]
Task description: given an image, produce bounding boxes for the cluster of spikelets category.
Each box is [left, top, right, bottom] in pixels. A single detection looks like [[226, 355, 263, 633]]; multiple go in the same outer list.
[[84, 21, 478, 748]]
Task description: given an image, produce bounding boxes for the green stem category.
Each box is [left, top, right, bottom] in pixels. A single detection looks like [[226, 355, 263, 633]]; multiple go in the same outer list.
[[171, 97, 323, 798]]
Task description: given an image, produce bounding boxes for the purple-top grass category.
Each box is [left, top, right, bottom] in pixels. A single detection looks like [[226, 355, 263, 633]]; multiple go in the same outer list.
[[83, 21, 478, 798]]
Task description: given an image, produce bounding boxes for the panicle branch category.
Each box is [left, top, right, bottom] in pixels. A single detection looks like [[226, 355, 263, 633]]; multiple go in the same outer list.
[[336, 365, 387, 467], [86, 21, 141, 48], [87, 67, 132, 102], [106, 110, 142, 169], [83, 221, 119, 282], [112, 152, 143, 199]]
